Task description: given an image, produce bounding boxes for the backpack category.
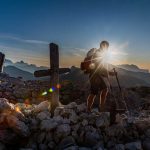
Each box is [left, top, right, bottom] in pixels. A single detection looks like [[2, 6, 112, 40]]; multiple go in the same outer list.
[[80, 48, 97, 74]]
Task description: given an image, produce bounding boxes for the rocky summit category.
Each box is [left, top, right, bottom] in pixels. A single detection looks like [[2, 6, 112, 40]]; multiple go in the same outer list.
[[0, 98, 150, 150]]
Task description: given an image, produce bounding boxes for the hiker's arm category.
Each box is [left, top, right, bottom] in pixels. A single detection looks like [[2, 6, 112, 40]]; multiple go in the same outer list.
[[109, 71, 117, 76]]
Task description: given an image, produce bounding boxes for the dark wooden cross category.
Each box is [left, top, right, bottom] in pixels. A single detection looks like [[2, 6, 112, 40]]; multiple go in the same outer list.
[[34, 43, 70, 111]]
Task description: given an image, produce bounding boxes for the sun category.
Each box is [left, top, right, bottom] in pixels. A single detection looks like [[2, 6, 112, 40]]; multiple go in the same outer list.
[[100, 44, 128, 66]]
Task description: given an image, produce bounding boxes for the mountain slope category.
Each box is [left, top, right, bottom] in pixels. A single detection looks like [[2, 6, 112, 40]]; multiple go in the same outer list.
[[3, 66, 34, 80], [117, 64, 149, 73], [4, 59, 49, 73], [61, 66, 150, 87]]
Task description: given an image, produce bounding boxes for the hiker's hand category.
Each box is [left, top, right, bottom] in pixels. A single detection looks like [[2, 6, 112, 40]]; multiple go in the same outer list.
[[109, 71, 117, 76]]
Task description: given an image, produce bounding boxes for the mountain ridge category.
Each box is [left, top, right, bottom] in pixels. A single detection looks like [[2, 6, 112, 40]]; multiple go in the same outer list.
[[3, 59, 150, 87]]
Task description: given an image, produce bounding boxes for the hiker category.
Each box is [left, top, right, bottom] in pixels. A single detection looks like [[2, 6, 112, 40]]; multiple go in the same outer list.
[[81, 41, 117, 112]]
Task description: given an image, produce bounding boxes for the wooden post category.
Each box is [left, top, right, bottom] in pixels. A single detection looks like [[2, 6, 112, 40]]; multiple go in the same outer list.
[[0, 52, 5, 73], [49, 43, 60, 112]]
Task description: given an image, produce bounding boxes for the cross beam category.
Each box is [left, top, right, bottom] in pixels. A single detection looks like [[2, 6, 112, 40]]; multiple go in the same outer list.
[[34, 68, 70, 77]]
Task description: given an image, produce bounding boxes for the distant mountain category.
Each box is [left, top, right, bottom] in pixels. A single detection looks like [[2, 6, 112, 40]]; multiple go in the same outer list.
[[3, 66, 35, 80], [61, 66, 150, 87], [4, 59, 49, 73], [4, 59, 13, 66], [117, 64, 149, 73], [3, 59, 150, 87]]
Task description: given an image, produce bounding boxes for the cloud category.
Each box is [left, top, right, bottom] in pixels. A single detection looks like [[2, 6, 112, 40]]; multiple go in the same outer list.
[[62, 46, 87, 52], [0, 34, 49, 45], [0, 44, 49, 65], [72, 53, 83, 57], [118, 41, 129, 49]]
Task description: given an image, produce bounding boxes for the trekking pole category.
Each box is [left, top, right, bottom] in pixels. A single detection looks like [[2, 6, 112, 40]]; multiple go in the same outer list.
[[107, 73, 120, 110], [113, 68, 128, 111], [113, 68, 121, 92]]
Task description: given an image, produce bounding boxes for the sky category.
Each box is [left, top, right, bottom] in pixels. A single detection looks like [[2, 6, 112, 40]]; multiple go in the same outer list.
[[0, 0, 150, 70]]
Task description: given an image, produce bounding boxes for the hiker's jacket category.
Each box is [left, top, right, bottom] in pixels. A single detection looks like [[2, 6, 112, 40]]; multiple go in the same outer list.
[[89, 48, 109, 78]]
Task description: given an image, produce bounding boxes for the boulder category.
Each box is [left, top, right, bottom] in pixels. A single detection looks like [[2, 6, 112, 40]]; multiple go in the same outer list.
[[64, 102, 77, 109], [64, 146, 78, 150], [69, 112, 78, 124], [115, 144, 125, 150], [48, 141, 56, 149], [0, 129, 19, 144], [11, 108, 25, 122], [106, 124, 125, 137], [84, 131, 101, 147], [33, 101, 50, 113], [77, 103, 87, 113], [58, 136, 76, 150], [56, 124, 71, 139], [0, 98, 14, 112], [30, 118, 39, 131], [95, 112, 110, 128], [36, 111, 51, 121], [6, 115, 30, 137], [125, 141, 142, 150], [40, 119, 58, 131], [53, 116, 64, 124], [81, 119, 88, 126], [39, 144, 48, 150], [13, 88, 31, 99], [15, 103, 34, 116], [54, 106, 64, 117]]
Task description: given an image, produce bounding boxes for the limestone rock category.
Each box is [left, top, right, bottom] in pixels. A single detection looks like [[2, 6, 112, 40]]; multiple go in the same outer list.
[[6, 115, 30, 137], [54, 106, 64, 117], [39, 144, 48, 150], [0, 98, 14, 112], [36, 111, 51, 121], [95, 112, 110, 128], [53, 116, 64, 124], [81, 119, 88, 126], [64, 102, 77, 109], [48, 141, 56, 149], [64, 146, 78, 150], [33, 101, 50, 113], [77, 103, 87, 113], [84, 131, 101, 147], [125, 141, 142, 150], [58, 136, 76, 150], [69, 111, 78, 124], [40, 119, 58, 131], [56, 124, 71, 138], [115, 144, 125, 150]]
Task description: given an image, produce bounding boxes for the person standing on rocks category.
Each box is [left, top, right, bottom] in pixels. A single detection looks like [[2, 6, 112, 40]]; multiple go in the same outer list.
[[81, 41, 116, 112]]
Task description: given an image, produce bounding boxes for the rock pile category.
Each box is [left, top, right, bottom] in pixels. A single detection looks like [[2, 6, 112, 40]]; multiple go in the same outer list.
[[0, 98, 150, 150], [0, 73, 50, 104]]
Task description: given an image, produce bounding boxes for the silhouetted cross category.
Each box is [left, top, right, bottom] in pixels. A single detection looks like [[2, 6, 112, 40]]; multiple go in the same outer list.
[[34, 43, 70, 111]]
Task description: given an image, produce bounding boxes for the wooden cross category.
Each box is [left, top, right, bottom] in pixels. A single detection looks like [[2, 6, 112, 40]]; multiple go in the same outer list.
[[34, 43, 70, 111]]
